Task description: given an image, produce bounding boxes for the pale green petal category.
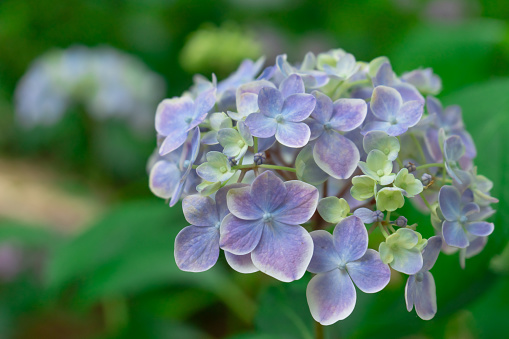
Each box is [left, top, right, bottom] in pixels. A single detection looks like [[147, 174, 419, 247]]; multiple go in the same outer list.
[[376, 187, 405, 211], [379, 242, 394, 264], [317, 197, 350, 224], [351, 175, 377, 201], [394, 228, 419, 249]]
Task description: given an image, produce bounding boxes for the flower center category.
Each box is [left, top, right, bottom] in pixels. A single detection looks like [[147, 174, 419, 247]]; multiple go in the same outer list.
[[324, 122, 333, 131], [275, 114, 285, 123], [262, 212, 273, 223], [237, 140, 245, 147], [416, 272, 424, 282], [338, 263, 346, 270], [460, 215, 468, 223], [384, 148, 390, 155], [185, 117, 193, 124], [377, 169, 384, 177], [183, 160, 190, 168], [214, 221, 221, 229], [219, 166, 227, 173]]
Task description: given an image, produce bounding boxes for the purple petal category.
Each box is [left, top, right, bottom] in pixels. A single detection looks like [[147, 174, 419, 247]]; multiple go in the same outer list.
[[373, 62, 394, 87], [353, 208, 379, 224], [421, 236, 442, 271], [219, 214, 264, 255], [250, 171, 287, 212], [426, 96, 443, 116], [257, 135, 277, 152], [463, 202, 480, 217], [155, 97, 193, 136], [391, 248, 423, 275], [225, 251, 259, 273], [149, 161, 180, 199], [279, 74, 305, 99], [159, 130, 188, 156], [307, 230, 341, 274], [244, 113, 278, 138], [396, 100, 423, 127], [273, 180, 319, 225], [306, 269, 356, 325], [227, 186, 264, 220], [413, 271, 437, 320], [275, 121, 311, 148], [438, 186, 461, 221], [361, 120, 391, 135], [424, 128, 443, 162], [175, 225, 219, 272], [405, 275, 415, 312], [455, 130, 477, 159], [329, 99, 368, 132], [191, 87, 216, 128], [386, 124, 409, 136], [370, 86, 402, 121], [313, 131, 360, 179], [347, 249, 390, 293], [251, 222, 313, 282], [307, 118, 325, 140], [311, 91, 333, 124], [215, 184, 248, 220], [465, 236, 487, 258], [258, 87, 283, 117], [442, 220, 469, 248], [444, 135, 465, 162], [333, 216, 368, 264], [465, 222, 494, 237], [182, 195, 219, 227], [281, 94, 316, 122], [393, 83, 424, 104]]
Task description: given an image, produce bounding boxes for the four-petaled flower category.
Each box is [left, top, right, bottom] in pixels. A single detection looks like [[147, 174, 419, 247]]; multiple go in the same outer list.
[[245, 74, 316, 148], [379, 228, 427, 274], [220, 171, 319, 282], [306, 216, 391, 325]]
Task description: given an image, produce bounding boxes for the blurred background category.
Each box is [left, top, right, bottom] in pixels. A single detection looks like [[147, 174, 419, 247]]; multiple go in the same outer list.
[[0, 0, 508, 338]]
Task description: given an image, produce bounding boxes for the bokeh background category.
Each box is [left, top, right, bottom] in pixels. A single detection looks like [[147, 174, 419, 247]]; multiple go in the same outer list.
[[0, 0, 508, 338]]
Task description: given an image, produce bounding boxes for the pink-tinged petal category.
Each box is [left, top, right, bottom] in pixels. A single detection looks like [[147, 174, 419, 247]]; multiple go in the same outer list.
[[393, 83, 424, 104], [190, 87, 216, 128], [149, 161, 180, 199], [361, 121, 391, 135], [159, 130, 188, 156], [182, 195, 219, 226], [442, 220, 469, 248], [465, 236, 487, 258], [373, 62, 394, 87], [424, 128, 443, 162], [275, 122, 311, 148], [307, 118, 325, 140], [391, 248, 423, 275], [386, 124, 409, 136], [155, 97, 193, 136], [175, 225, 219, 272], [439, 186, 461, 221], [333, 216, 368, 264], [396, 100, 423, 127], [279, 74, 305, 99], [347, 249, 390, 293], [444, 135, 465, 162], [225, 251, 259, 273], [421, 236, 442, 271], [306, 269, 356, 325], [426, 96, 443, 116], [313, 131, 360, 179], [370, 86, 402, 121], [215, 184, 248, 220], [456, 130, 477, 159], [329, 99, 368, 132], [413, 271, 437, 320], [245, 113, 278, 138], [258, 87, 283, 117], [405, 275, 415, 312], [281, 93, 316, 122], [219, 214, 264, 255], [251, 222, 313, 282], [273, 180, 319, 225], [311, 91, 333, 124], [465, 222, 494, 237], [307, 230, 341, 274], [250, 171, 287, 212], [227, 186, 264, 220]]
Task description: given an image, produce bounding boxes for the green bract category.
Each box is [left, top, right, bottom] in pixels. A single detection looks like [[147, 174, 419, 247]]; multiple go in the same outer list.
[[363, 131, 400, 161], [358, 150, 395, 185], [217, 122, 253, 160], [317, 197, 350, 224], [196, 151, 236, 183], [202, 112, 233, 145], [196, 181, 222, 196], [394, 168, 423, 197], [351, 175, 377, 201], [379, 228, 427, 265], [376, 187, 405, 211]]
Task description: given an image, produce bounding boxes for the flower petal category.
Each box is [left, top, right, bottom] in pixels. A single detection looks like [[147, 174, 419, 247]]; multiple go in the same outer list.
[[215, 184, 248, 220], [405, 275, 415, 312], [279, 74, 305, 99], [333, 216, 368, 264], [413, 271, 437, 320], [313, 131, 360, 179], [306, 269, 356, 325], [391, 248, 423, 275], [225, 251, 259, 273], [244, 113, 278, 138], [273, 180, 319, 225], [175, 225, 219, 272], [442, 220, 469, 248], [421, 236, 442, 271], [396, 100, 423, 127], [275, 122, 311, 148], [465, 221, 494, 237], [439, 186, 461, 221], [227, 186, 264, 220], [307, 230, 341, 274], [149, 161, 180, 199], [182, 195, 219, 226], [281, 93, 316, 122], [159, 130, 189, 156], [258, 86, 283, 117], [250, 171, 287, 212], [251, 222, 313, 282], [329, 99, 367, 132], [370, 86, 402, 121], [219, 214, 264, 255], [347, 249, 390, 293], [311, 91, 333, 124], [155, 97, 193, 136]]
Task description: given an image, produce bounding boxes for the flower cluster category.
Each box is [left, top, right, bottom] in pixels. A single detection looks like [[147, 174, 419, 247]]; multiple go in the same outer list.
[[148, 49, 498, 324], [15, 45, 166, 133]]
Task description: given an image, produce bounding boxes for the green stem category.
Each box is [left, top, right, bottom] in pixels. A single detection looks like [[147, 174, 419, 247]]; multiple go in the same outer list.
[[253, 137, 259, 154], [386, 211, 391, 224], [102, 295, 128, 334], [416, 163, 444, 170], [420, 193, 433, 211], [232, 164, 296, 173], [315, 321, 324, 339], [396, 157, 404, 168]]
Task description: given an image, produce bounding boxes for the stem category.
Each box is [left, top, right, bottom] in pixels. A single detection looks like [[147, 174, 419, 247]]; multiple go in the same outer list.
[[380, 224, 390, 238], [420, 193, 433, 211], [259, 164, 296, 172], [416, 163, 444, 170], [410, 133, 426, 164], [441, 158, 447, 185], [396, 157, 404, 168], [253, 137, 259, 154], [315, 321, 324, 339], [102, 295, 128, 334], [385, 211, 391, 224]]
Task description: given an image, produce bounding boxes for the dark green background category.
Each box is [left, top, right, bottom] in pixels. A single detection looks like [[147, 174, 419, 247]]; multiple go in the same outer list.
[[0, 0, 507, 338]]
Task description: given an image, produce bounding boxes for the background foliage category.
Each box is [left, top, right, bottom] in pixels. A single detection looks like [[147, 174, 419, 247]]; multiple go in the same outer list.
[[0, 0, 508, 338]]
